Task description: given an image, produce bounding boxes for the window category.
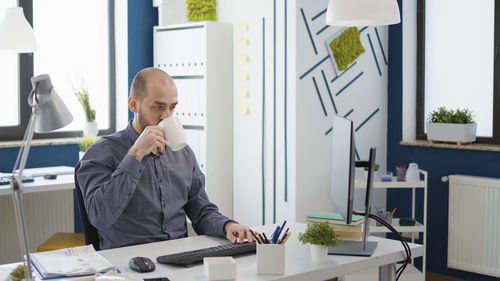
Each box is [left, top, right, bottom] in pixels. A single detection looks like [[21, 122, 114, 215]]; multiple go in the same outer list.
[[417, 0, 500, 144], [0, 0, 115, 141]]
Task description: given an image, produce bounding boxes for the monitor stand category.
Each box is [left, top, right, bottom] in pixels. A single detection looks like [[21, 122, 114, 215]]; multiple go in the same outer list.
[[329, 148, 378, 257]]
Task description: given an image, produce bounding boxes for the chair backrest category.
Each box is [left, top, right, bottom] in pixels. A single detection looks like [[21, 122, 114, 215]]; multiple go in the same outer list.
[[74, 162, 100, 250]]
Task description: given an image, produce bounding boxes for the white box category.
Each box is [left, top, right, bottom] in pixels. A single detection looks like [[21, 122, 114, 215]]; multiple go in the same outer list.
[[257, 244, 286, 275], [203, 256, 237, 280]]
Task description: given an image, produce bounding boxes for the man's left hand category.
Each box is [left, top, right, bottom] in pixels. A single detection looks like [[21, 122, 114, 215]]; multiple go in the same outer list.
[[225, 222, 256, 243]]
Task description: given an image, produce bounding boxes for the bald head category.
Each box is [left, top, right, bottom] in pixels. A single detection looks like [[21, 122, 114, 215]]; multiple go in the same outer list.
[[130, 67, 174, 100]]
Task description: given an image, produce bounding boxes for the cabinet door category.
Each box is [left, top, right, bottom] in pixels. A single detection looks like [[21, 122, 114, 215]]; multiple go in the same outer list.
[[154, 26, 206, 76], [173, 78, 206, 127]]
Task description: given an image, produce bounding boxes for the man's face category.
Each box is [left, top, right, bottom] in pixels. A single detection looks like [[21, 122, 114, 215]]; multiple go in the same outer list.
[[135, 80, 178, 132]]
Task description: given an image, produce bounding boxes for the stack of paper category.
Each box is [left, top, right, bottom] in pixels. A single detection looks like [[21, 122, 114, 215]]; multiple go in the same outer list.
[[31, 245, 115, 279], [305, 212, 365, 239]]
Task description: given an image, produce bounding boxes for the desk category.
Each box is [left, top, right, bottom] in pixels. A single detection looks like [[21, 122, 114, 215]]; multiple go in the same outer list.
[[0, 167, 75, 264], [99, 222, 423, 281]]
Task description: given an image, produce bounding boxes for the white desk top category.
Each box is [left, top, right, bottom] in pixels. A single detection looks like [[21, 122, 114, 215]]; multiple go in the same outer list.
[[0, 173, 74, 196], [99, 222, 424, 281]]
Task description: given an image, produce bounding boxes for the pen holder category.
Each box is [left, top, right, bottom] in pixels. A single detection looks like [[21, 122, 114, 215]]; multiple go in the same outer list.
[[396, 166, 407, 182], [376, 212, 393, 226], [257, 243, 285, 275]]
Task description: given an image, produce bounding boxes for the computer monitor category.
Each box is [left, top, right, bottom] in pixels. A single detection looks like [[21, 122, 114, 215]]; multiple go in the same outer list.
[[329, 115, 378, 256]]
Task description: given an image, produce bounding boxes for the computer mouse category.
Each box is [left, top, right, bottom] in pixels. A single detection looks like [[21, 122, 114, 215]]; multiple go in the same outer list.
[[129, 256, 156, 273]]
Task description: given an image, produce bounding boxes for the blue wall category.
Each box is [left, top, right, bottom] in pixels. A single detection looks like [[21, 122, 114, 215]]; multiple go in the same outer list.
[[0, 1, 157, 235], [387, 1, 500, 280]]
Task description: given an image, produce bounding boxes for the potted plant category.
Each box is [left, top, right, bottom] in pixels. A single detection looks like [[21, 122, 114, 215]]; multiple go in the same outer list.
[[78, 135, 97, 160], [363, 164, 379, 180], [74, 87, 97, 137], [299, 221, 341, 263], [9, 265, 25, 281], [426, 107, 476, 144]]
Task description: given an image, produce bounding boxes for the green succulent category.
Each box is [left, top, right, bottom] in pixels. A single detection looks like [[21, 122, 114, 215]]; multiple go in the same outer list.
[[299, 221, 342, 247], [74, 87, 96, 122], [427, 107, 474, 124], [78, 134, 97, 152], [10, 265, 25, 281]]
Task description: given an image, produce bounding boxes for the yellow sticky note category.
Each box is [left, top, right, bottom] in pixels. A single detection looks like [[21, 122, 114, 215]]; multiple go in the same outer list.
[[238, 104, 249, 115], [238, 20, 248, 32], [237, 52, 249, 63], [239, 69, 249, 80], [238, 36, 248, 46], [238, 86, 249, 98]]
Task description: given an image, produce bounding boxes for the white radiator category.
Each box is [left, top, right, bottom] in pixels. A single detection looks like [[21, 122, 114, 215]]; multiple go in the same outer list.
[[0, 189, 74, 264], [448, 175, 500, 277]]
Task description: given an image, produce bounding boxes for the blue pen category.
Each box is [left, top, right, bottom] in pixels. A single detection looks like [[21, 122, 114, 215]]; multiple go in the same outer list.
[[270, 226, 281, 243], [273, 221, 287, 243], [278, 227, 289, 244]]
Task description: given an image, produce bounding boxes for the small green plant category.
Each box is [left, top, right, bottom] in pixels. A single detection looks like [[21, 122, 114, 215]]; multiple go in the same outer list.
[[74, 87, 96, 122], [364, 164, 380, 171], [78, 134, 97, 152], [10, 265, 25, 281], [427, 107, 474, 124], [298, 221, 342, 247]]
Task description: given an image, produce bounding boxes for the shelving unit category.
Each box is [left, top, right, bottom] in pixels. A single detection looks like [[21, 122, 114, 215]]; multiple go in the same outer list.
[[153, 22, 233, 218], [342, 169, 428, 281]]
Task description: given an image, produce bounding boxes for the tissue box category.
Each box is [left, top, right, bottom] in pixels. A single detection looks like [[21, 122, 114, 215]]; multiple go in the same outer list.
[[203, 256, 237, 280], [257, 244, 286, 275]]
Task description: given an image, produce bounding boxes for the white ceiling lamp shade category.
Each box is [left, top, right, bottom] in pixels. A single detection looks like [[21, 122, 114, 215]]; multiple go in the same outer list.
[[325, 0, 401, 27], [0, 7, 37, 52]]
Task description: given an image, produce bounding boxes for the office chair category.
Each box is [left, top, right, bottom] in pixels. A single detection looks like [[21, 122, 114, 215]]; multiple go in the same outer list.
[[74, 162, 100, 251]]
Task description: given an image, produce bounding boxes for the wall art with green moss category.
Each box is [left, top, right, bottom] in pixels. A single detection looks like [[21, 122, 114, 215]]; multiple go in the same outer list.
[[186, 0, 217, 21], [325, 27, 365, 74]]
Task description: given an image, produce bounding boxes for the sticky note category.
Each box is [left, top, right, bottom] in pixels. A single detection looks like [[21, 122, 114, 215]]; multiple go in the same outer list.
[[238, 36, 248, 46], [239, 69, 249, 80], [238, 20, 248, 31], [237, 52, 249, 63], [238, 86, 249, 98], [238, 104, 249, 115]]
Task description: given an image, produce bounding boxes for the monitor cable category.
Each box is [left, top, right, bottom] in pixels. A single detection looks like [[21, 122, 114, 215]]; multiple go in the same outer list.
[[353, 211, 412, 281]]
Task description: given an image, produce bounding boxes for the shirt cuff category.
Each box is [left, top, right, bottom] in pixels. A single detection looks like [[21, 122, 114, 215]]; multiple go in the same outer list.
[[116, 154, 145, 179]]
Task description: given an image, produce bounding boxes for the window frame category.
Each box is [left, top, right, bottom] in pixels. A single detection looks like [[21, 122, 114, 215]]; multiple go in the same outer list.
[[416, 0, 500, 144], [0, 0, 116, 141]]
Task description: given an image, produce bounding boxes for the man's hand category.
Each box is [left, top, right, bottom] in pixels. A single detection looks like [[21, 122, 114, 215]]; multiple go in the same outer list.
[[128, 126, 166, 161], [225, 222, 256, 243]]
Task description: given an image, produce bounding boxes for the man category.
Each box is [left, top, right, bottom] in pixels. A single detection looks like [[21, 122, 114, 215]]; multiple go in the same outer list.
[[77, 67, 254, 249]]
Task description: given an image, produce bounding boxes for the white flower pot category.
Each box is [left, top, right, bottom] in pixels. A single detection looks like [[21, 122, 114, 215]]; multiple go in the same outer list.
[[426, 123, 477, 143], [84, 122, 98, 137], [310, 244, 328, 263]]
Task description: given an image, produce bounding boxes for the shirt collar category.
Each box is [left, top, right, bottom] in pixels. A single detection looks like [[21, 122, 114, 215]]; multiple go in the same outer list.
[[126, 120, 139, 144]]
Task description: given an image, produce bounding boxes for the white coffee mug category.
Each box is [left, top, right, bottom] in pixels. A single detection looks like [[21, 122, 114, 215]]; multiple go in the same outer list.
[[158, 116, 187, 151]]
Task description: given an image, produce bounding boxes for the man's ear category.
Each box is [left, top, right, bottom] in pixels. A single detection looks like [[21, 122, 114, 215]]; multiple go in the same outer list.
[[128, 96, 139, 113]]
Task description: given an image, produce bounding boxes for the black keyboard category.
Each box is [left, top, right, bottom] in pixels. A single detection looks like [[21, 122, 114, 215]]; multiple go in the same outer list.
[[0, 176, 35, 185], [156, 242, 256, 266]]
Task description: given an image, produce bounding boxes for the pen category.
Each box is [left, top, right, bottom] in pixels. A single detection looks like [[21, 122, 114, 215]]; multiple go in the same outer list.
[[273, 220, 287, 243], [256, 233, 266, 244], [262, 233, 270, 244], [278, 228, 289, 244], [281, 232, 291, 244], [391, 207, 397, 215], [270, 226, 281, 244], [249, 229, 262, 244]]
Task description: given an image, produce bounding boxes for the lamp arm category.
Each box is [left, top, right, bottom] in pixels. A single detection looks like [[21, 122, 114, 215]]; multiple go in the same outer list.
[[10, 106, 38, 281]]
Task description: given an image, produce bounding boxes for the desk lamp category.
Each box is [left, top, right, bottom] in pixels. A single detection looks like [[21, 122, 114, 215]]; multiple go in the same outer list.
[[0, 6, 73, 281]]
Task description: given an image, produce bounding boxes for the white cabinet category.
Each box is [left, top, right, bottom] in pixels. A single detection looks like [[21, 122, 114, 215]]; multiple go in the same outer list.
[[153, 22, 233, 218], [343, 170, 428, 281]]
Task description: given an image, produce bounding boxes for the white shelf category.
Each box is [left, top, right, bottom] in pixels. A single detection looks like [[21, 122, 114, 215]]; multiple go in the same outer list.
[[355, 177, 426, 189], [342, 263, 424, 281], [369, 218, 425, 233]]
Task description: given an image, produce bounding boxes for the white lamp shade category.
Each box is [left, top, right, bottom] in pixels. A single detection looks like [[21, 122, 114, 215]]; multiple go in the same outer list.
[[325, 0, 401, 26], [0, 7, 37, 52]]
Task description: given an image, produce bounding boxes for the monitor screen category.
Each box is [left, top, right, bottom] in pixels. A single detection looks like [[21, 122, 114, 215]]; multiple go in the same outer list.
[[330, 115, 356, 224]]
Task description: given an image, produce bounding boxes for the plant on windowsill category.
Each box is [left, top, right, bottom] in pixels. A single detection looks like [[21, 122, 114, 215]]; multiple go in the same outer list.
[[78, 134, 97, 160], [9, 265, 25, 281], [299, 221, 341, 263], [74, 87, 97, 137], [426, 107, 476, 145]]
